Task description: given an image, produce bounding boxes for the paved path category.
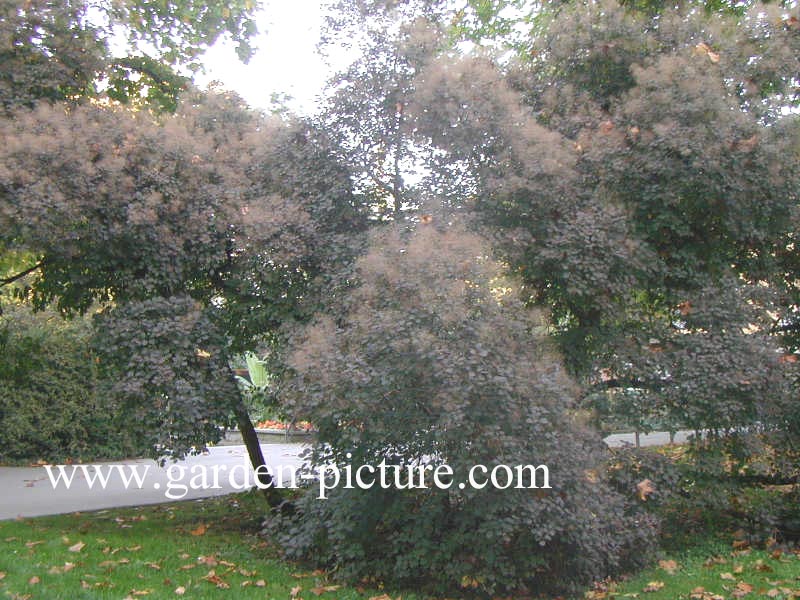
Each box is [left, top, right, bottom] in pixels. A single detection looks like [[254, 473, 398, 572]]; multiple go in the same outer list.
[[0, 444, 307, 520], [0, 431, 695, 520]]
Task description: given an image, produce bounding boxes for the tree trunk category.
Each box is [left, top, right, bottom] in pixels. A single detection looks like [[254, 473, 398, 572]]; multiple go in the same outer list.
[[226, 365, 285, 509], [232, 400, 288, 509]]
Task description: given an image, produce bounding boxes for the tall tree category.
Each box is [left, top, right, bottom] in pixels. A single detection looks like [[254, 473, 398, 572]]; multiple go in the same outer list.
[[318, 0, 800, 468], [0, 91, 364, 504], [0, 0, 260, 113], [406, 1, 800, 461]]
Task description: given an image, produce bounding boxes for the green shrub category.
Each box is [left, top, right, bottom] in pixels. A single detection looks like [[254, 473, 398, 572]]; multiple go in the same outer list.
[[0, 305, 142, 463], [275, 224, 657, 597]]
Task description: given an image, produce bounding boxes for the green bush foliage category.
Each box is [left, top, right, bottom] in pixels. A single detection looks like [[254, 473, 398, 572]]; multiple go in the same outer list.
[[0, 305, 143, 463], [275, 223, 657, 597]]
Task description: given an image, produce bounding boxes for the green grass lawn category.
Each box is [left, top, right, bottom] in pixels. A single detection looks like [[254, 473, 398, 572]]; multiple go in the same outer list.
[[0, 491, 408, 600], [2, 490, 799, 600], [606, 537, 800, 600]]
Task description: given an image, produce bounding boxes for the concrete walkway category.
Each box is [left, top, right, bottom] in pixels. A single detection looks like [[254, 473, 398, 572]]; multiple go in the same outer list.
[[0, 431, 694, 520], [0, 444, 307, 520]]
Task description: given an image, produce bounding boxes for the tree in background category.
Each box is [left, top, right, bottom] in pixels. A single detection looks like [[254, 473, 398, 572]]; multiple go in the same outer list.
[[0, 90, 364, 502], [323, 0, 800, 470], [0, 0, 260, 113]]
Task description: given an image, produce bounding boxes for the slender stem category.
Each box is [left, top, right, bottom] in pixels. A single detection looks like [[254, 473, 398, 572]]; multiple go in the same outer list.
[[0, 260, 43, 286], [227, 364, 285, 509]]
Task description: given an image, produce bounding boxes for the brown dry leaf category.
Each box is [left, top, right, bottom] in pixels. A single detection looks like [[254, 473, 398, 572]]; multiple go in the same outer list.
[[202, 570, 230, 589], [311, 585, 342, 595], [735, 581, 752, 593], [368, 595, 394, 600], [145, 562, 161, 570], [179, 564, 195, 571], [0, 571, 5, 580], [765, 589, 780, 598], [48, 562, 76, 574], [291, 585, 303, 597], [643, 581, 665, 592], [637, 479, 656, 501], [255, 579, 266, 587], [720, 572, 735, 580], [174, 587, 186, 596], [190, 524, 207, 536], [733, 564, 743, 574], [658, 559, 679, 574], [68, 541, 86, 553], [754, 560, 773, 573], [126, 545, 142, 552], [599, 120, 615, 134], [129, 591, 151, 597], [25, 541, 44, 548], [198, 555, 218, 566], [28, 576, 40, 585], [693, 42, 720, 63]]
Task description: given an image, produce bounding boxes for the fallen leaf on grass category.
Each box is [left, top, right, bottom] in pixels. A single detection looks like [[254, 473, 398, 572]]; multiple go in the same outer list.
[[732, 540, 749, 550], [202, 570, 230, 589], [368, 595, 393, 600], [27, 576, 40, 585], [190, 524, 207, 536], [68, 541, 86, 553], [311, 585, 341, 595], [48, 562, 76, 574], [754, 560, 773, 572], [174, 586, 186, 595], [658, 559, 678, 574], [643, 580, 664, 592], [254, 579, 266, 587], [0, 571, 5, 580], [689, 587, 724, 600], [720, 572, 736, 580], [731, 581, 752, 598], [291, 585, 303, 597], [24, 541, 44, 548]]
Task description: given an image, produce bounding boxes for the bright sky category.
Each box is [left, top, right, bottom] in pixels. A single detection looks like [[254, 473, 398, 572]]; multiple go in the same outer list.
[[195, 0, 347, 115]]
